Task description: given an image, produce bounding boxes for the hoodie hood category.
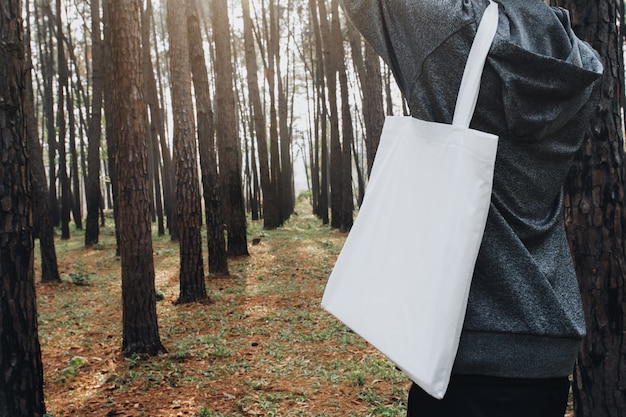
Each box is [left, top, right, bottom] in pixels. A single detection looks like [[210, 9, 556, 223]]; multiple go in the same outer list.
[[489, 1, 603, 139]]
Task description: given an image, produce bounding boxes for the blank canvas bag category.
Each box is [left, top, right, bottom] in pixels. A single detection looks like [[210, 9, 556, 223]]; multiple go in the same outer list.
[[321, 1, 499, 400]]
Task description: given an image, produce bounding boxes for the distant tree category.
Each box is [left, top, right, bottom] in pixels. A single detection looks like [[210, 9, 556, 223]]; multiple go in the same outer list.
[[331, 0, 353, 231], [317, 0, 343, 229], [274, 0, 295, 222], [142, 0, 174, 238], [54, 0, 71, 239], [242, 0, 280, 230], [109, 0, 166, 356], [211, 0, 249, 257], [85, 0, 104, 246], [187, 0, 229, 275], [346, 22, 384, 178], [308, 0, 329, 224], [167, 0, 209, 303], [551, 0, 626, 416], [0, 0, 47, 413], [35, 0, 60, 228], [101, 0, 121, 254], [25, 0, 61, 284]]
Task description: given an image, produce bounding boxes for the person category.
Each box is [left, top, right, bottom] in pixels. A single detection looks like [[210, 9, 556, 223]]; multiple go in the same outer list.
[[339, 0, 604, 416]]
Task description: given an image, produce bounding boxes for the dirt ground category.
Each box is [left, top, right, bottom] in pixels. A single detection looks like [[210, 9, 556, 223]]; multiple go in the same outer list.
[[36, 212, 411, 417], [35, 210, 575, 417]]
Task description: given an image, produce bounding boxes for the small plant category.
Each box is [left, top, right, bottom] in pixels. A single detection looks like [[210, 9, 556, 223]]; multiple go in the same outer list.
[[125, 352, 143, 369], [62, 356, 89, 377], [69, 271, 91, 286], [348, 369, 366, 387], [197, 406, 216, 417]]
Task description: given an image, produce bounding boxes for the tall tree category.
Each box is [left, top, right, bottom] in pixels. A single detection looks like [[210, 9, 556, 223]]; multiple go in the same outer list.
[[211, 0, 249, 257], [167, 0, 209, 303], [347, 22, 384, 177], [242, 0, 280, 229], [309, 0, 329, 224], [0, 0, 46, 413], [85, 0, 104, 246], [551, 0, 626, 416], [36, 1, 60, 228], [55, 0, 71, 239], [26, 0, 61, 283], [142, 0, 175, 239], [318, 0, 342, 229], [141, 0, 163, 236], [187, 0, 229, 275], [275, 0, 295, 221], [102, 0, 120, 254], [263, 0, 284, 229], [332, 0, 353, 231], [109, 0, 166, 356]]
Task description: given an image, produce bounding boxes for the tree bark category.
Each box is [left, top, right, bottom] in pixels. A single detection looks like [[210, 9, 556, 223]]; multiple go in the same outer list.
[[318, 0, 342, 229], [102, 0, 120, 255], [211, 0, 249, 257], [551, 1, 626, 416], [187, 0, 229, 276], [332, 0, 353, 231], [275, 0, 294, 221], [309, 0, 329, 224], [109, 0, 166, 356], [85, 0, 104, 246], [67, 72, 82, 230], [167, 0, 209, 304], [55, 0, 71, 240], [142, 0, 175, 240], [0, 0, 47, 413], [26, 0, 61, 284], [242, 0, 281, 230]]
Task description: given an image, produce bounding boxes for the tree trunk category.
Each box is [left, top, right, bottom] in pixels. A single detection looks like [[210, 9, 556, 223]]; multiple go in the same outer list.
[[167, 0, 208, 304], [141, 0, 165, 236], [309, 0, 329, 224], [85, 0, 104, 246], [347, 22, 385, 178], [211, 0, 249, 257], [26, 0, 61, 284], [109, 0, 166, 356], [242, 0, 280, 230], [318, 0, 342, 229], [275, 0, 294, 221], [55, 0, 71, 240], [0, 0, 47, 413], [187, 0, 229, 276], [142, 0, 175, 240], [551, 1, 626, 416], [37, 1, 60, 228], [102, 0, 120, 255], [332, 0, 353, 231], [264, 0, 284, 229], [67, 77, 82, 230]]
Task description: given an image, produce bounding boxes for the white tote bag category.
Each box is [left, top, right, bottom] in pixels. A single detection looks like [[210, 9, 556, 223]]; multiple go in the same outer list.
[[321, 2, 499, 400]]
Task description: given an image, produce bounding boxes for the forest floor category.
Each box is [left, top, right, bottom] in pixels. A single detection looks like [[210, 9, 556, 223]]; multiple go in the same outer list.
[[35, 197, 409, 417], [35, 196, 574, 417]]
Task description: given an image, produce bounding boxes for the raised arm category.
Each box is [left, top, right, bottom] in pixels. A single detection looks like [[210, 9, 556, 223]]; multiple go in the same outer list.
[[340, 0, 476, 95]]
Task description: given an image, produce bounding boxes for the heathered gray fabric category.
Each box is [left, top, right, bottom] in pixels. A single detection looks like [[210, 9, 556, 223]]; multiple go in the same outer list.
[[340, 0, 603, 378]]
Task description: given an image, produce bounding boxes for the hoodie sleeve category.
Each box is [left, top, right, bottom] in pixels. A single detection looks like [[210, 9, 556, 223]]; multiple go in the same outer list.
[[339, 0, 475, 95]]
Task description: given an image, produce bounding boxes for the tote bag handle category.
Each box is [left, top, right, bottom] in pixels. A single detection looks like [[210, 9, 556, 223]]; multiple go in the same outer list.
[[452, 1, 499, 129]]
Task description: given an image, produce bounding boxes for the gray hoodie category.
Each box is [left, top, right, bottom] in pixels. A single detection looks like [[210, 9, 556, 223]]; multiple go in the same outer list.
[[340, 0, 603, 378]]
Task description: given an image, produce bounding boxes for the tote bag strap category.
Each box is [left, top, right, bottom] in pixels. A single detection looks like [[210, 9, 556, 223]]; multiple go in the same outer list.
[[452, 0, 499, 129]]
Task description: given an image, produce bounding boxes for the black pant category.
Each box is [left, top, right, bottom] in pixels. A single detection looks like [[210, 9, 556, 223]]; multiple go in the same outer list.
[[407, 375, 570, 417]]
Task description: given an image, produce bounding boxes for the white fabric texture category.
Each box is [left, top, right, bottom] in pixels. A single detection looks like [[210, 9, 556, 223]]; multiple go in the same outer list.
[[321, 1, 499, 399]]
